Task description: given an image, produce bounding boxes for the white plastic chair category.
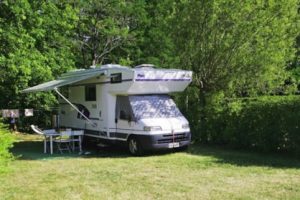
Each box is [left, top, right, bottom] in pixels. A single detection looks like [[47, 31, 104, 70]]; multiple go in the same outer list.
[[30, 125, 56, 153], [70, 130, 84, 152], [53, 130, 73, 154]]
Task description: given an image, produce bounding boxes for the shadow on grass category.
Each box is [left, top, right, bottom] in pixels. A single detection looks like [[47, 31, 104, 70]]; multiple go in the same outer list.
[[11, 140, 131, 161], [187, 144, 300, 169], [11, 139, 300, 169]]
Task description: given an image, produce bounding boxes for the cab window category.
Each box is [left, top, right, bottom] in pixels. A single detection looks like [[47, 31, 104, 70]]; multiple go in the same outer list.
[[115, 96, 134, 121]]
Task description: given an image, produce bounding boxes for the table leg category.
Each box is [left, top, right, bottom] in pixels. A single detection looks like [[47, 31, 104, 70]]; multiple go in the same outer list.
[[79, 135, 82, 152], [72, 136, 75, 152], [44, 136, 47, 153], [50, 135, 53, 155]]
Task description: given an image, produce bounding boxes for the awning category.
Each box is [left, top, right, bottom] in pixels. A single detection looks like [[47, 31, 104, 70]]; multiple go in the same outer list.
[[21, 68, 106, 127], [22, 68, 106, 93]]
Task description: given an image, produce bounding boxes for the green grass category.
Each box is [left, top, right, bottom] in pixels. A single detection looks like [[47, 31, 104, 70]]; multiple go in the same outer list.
[[1, 133, 300, 200]]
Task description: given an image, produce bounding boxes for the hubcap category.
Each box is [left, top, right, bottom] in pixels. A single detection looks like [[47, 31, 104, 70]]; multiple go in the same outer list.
[[129, 139, 137, 154]]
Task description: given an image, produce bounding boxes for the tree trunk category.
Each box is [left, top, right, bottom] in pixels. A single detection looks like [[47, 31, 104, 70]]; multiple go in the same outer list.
[[92, 51, 97, 66], [199, 87, 208, 143]]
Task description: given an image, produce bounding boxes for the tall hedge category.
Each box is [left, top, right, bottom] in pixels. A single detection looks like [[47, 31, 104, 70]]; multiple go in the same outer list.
[[203, 96, 300, 154], [0, 121, 14, 173]]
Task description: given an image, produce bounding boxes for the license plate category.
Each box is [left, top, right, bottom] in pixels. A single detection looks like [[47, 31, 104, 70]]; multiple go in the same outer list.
[[168, 142, 180, 148]]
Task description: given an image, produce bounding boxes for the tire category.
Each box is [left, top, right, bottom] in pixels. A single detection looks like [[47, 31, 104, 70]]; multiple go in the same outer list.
[[128, 136, 143, 156]]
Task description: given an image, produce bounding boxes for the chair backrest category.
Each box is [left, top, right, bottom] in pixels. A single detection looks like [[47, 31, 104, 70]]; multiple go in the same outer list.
[[43, 129, 56, 134], [73, 130, 84, 135], [60, 131, 72, 137], [30, 125, 44, 135]]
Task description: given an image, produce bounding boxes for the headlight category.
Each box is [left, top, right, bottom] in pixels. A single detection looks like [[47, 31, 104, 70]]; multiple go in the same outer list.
[[182, 124, 189, 129], [143, 126, 162, 131]]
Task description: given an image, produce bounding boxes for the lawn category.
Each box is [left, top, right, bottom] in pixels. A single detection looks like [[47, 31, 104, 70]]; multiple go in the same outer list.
[[0, 134, 300, 200]]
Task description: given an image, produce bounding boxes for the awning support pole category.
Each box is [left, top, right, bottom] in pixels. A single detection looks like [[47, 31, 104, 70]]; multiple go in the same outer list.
[[54, 87, 96, 127]]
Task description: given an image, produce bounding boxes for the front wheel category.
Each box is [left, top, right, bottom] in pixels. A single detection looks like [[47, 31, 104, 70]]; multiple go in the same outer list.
[[128, 136, 143, 156]]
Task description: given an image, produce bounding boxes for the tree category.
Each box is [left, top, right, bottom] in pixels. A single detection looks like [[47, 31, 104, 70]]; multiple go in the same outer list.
[[133, 0, 177, 67], [74, 0, 148, 67], [286, 35, 300, 91], [172, 0, 299, 141], [0, 0, 78, 128]]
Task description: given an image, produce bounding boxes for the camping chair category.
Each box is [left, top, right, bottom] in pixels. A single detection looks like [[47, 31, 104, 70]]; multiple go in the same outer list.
[[30, 125, 56, 153], [70, 130, 84, 152], [53, 130, 73, 154]]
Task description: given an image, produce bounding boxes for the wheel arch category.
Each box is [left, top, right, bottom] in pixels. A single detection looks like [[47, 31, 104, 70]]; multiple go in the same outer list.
[[126, 133, 135, 142]]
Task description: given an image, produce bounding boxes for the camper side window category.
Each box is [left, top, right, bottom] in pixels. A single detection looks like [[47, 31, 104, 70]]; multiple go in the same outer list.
[[85, 85, 96, 101], [111, 73, 122, 83]]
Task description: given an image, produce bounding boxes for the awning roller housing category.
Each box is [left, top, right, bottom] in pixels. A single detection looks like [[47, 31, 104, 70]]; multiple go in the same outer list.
[[22, 69, 106, 93]]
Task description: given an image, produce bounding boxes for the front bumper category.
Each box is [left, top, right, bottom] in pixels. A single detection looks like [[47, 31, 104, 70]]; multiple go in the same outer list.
[[137, 132, 191, 151]]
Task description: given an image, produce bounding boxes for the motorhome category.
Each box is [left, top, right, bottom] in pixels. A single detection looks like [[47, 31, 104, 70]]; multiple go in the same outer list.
[[23, 64, 193, 155]]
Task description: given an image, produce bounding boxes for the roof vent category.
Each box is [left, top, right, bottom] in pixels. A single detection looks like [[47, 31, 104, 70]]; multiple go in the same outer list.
[[135, 64, 155, 68]]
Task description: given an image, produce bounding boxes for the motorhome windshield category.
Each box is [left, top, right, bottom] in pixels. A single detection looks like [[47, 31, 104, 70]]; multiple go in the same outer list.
[[129, 95, 183, 120]]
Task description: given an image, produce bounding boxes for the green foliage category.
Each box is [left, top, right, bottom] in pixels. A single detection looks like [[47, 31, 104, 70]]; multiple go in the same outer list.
[[201, 96, 300, 154], [134, 0, 178, 67], [173, 0, 299, 96], [287, 36, 300, 89], [0, 0, 78, 128], [172, 0, 299, 142], [74, 0, 148, 67], [0, 120, 14, 173]]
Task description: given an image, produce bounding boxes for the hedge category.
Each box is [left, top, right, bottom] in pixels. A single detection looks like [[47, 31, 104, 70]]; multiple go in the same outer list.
[[204, 96, 300, 154], [0, 120, 14, 173]]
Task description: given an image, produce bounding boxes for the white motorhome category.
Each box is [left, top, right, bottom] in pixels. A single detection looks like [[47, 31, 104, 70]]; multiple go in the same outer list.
[[23, 64, 193, 155]]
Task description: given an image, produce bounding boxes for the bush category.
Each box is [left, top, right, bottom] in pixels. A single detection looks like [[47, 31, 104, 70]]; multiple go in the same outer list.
[[0, 120, 14, 173], [193, 95, 300, 154]]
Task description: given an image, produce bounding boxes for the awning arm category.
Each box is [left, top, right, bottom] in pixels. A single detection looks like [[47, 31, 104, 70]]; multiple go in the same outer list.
[[54, 87, 97, 127]]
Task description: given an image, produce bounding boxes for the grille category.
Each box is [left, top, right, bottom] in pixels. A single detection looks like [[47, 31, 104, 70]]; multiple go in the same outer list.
[[157, 133, 189, 144]]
